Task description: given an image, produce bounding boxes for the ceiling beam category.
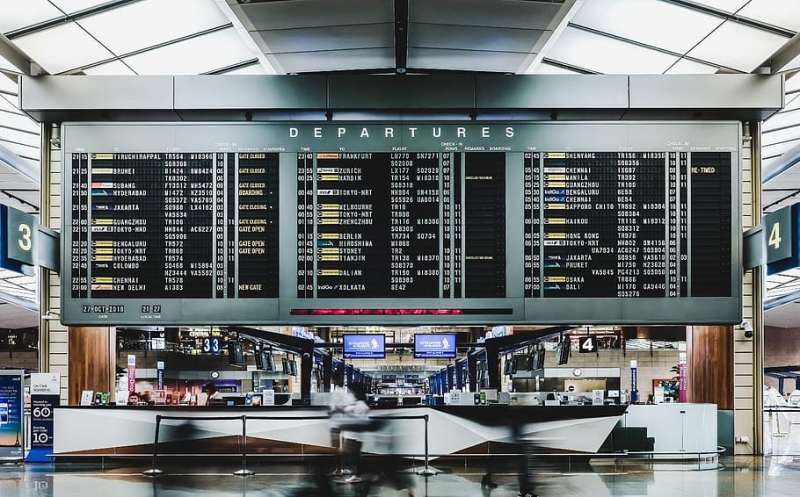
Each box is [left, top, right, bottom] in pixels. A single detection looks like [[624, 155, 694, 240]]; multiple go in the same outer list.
[[769, 32, 800, 74], [520, 0, 583, 74], [765, 290, 800, 311], [394, 0, 409, 74], [0, 290, 37, 312], [0, 35, 38, 76]]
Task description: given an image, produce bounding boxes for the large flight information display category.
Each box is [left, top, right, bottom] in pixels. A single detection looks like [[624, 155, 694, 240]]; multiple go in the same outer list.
[[61, 122, 741, 325]]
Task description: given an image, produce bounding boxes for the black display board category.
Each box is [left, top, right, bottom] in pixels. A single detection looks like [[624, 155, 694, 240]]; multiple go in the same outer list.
[[61, 122, 742, 325]]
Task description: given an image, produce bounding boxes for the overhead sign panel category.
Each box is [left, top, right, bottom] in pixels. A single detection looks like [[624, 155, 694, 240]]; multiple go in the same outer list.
[[414, 333, 457, 359], [60, 122, 742, 325], [765, 204, 800, 275], [1, 205, 35, 273], [343, 334, 386, 359]]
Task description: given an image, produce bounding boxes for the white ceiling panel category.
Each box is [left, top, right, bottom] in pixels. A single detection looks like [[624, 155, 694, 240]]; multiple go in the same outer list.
[[0, 139, 37, 159], [768, 274, 794, 286], [0, 110, 38, 134], [572, 0, 722, 54], [665, 58, 720, 74], [50, 0, 119, 14], [762, 188, 796, 210], [687, 20, 790, 73], [409, 47, 529, 72], [0, 273, 35, 294], [255, 24, 394, 53], [0, 0, 62, 34], [688, 0, 749, 14], [13, 21, 114, 74], [782, 93, 800, 112], [0, 166, 37, 185], [122, 28, 253, 75], [762, 190, 793, 212], [763, 138, 800, 159], [82, 60, 137, 76], [237, 0, 393, 30], [738, 0, 800, 32], [764, 110, 800, 132], [0, 94, 20, 113], [9, 189, 40, 206], [765, 168, 800, 188], [776, 51, 800, 75], [0, 301, 37, 329], [272, 48, 394, 73], [763, 186, 800, 210], [781, 268, 800, 281], [0, 75, 17, 93], [763, 155, 783, 174], [763, 125, 800, 148], [546, 27, 678, 74], [787, 74, 800, 93], [0, 127, 39, 148], [78, 0, 230, 56], [409, 24, 546, 53], [410, 0, 563, 30], [765, 301, 800, 328]]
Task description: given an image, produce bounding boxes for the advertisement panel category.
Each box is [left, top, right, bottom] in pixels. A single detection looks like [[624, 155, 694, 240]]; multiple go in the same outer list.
[[27, 373, 60, 462], [0, 370, 24, 461]]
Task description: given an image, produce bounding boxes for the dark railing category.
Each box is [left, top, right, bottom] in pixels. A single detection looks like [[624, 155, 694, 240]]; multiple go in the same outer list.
[[142, 413, 432, 477], [369, 414, 433, 475], [140, 412, 723, 477]]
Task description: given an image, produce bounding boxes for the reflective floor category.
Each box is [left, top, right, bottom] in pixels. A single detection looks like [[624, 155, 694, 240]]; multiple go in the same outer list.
[[2, 457, 800, 497]]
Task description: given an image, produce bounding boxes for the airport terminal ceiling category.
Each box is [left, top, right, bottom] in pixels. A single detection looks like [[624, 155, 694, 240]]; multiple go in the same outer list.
[[2, 0, 800, 328]]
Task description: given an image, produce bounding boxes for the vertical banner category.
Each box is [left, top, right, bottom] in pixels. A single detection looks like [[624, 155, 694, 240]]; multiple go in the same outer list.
[[127, 355, 136, 396], [630, 360, 639, 404], [0, 370, 24, 461], [156, 361, 165, 390], [27, 373, 60, 462], [678, 352, 687, 403]]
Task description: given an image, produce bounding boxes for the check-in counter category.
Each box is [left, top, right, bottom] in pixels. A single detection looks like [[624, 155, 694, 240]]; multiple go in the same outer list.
[[620, 403, 718, 456], [52, 404, 627, 458]]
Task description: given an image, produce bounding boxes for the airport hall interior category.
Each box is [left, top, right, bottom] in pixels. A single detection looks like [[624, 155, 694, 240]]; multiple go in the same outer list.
[[5, 0, 800, 496]]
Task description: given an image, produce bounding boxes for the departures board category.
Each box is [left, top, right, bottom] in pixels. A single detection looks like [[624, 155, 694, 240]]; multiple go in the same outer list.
[[61, 122, 741, 326]]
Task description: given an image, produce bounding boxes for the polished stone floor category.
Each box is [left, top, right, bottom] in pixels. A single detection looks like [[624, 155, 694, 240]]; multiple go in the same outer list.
[[2, 457, 800, 497]]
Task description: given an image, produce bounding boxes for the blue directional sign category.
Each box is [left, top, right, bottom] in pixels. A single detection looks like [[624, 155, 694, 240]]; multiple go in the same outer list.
[[343, 334, 385, 359], [766, 203, 800, 275], [414, 333, 456, 359], [0, 205, 34, 274]]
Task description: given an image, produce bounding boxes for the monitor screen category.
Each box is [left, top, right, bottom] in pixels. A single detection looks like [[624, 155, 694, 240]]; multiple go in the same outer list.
[[259, 351, 270, 371], [254, 349, 264, 369], [343, 334, 386, 359], [414, 333, 456, 359], [228, 342, 244, 365]]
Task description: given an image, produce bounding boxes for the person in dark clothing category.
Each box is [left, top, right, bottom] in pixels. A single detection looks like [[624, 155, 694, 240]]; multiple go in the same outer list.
[[201, 382, 223, 405]]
